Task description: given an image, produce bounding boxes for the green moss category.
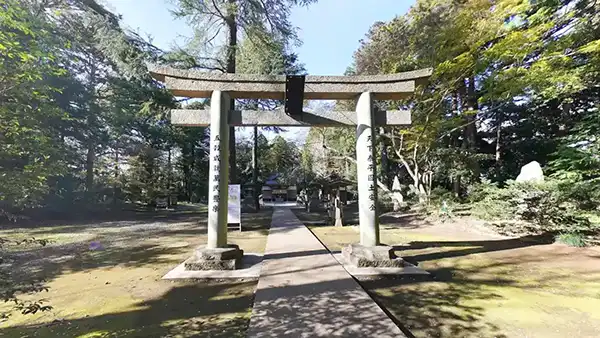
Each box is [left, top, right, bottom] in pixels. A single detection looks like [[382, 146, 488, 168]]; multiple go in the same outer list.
[[0, 209, 272, 337], [308, 220, 600, 338]]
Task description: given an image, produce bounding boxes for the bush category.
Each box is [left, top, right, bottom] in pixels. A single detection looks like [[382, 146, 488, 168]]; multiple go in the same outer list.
[[424, 187, 461, 221], [1, 238, 52, 321], [555, 233, 587, 247], [429, 187, 457, 204], [469, 179, 595, 235], [556, 178, 600, 211], [468, 179, 514, 221]]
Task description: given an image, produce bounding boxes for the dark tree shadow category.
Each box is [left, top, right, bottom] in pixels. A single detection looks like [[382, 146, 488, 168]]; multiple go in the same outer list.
[[4, 207, 272, 237], [0, 282, 255, 337], [293, 206, 435, 229], [0, 273, 512, 338], [1, 203, 209, 228], [360, 270, 510, 338], [394, 235, 553, 265], [359, 241, 600, 338], [1, 208, 274, 319]]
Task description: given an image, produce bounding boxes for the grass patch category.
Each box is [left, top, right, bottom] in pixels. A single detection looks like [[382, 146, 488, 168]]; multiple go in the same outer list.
[[0, 208, 272, 337], [555, 232, 587, 247], [0, 280, 255, 338]]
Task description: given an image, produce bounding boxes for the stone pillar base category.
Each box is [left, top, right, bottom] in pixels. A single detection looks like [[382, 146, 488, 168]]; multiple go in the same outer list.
[[184, 244, 244, 271], [342, 243, 404, 268]]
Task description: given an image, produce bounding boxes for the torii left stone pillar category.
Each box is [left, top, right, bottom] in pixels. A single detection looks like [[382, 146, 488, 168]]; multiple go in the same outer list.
[[183, 91, 243, 271], [207, 90, 230, 248]]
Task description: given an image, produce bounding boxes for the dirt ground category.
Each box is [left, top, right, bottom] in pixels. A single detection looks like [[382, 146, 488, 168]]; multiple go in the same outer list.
[[295, 209, 600, 338], [0, 205, 272, 338]]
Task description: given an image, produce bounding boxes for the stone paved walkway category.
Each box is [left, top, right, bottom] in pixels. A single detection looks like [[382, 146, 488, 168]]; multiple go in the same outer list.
[[246, 208, 407, 338]]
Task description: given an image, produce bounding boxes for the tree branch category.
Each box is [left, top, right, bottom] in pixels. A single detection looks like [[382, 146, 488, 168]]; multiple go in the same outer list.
[[258, 0, 276, 33], [210, 0, 228, 20], [321, 142, 392, 193]]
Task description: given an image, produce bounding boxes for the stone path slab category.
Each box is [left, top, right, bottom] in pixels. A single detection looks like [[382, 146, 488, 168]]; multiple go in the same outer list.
[[246, 208, 407, 338]]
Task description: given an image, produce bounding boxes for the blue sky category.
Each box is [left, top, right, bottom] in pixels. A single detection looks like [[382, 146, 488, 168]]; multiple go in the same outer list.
[[102, 0, 415, 141]]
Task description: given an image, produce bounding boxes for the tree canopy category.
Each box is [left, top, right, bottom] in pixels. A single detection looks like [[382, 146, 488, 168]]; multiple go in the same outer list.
[[300, 0, 599, 235]]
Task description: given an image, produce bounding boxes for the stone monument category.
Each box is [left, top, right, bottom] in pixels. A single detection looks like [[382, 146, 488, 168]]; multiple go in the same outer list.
[[516, 161, 544, 183], [392, 175, 404, 211]]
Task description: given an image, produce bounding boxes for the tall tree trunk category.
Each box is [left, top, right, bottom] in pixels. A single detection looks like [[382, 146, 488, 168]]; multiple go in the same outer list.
[[167, 147, 172, 206], [465, 77, 480, 180], [380, 128, 390, 187], [182, 145, 190, 202], [85, 141, 95, 200], [450, 93, 460, 196], [454, 87, 466, 196], [495, 111, 502, 163], [188, 145, 195, 202], [453, 176, 461, 198], [226, 0, 238, 184], [86, 60, 97, 202], [465, 78, 478, 148], [252, 126, 260, 210], [113, 146, 119, 205]]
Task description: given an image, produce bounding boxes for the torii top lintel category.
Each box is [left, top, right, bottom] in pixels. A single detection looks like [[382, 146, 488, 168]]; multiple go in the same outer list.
[[148, 65, 433, 101]]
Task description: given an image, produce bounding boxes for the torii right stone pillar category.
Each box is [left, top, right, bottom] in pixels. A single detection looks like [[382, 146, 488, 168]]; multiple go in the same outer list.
[[355, 92, 379, 246], [184, 91, 243, 271], [341, 92, 404, 268]]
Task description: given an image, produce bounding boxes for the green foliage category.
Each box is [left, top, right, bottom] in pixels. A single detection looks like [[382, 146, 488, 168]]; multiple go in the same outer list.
[[170, 0, 318, 53], [423, 187, 461, 221], [121, 147, 170, 205], [548, 98, 600, 211], [347, 0, 600, 229], [0, 0, 68, 212], [236, 132, 270, 184], [555, 233, 587, 247], [1, 237, 51, 321], [303, 125, 357, 183], [237, 134, 300, 185], [470, 179, 595, 235], [0, 0, 181, 215], [264, 136, 300, 184], [468, 180, 514, 221]]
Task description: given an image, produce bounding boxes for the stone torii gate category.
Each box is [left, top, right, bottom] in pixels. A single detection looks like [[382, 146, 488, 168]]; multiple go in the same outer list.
[[149, 65, 432, 270]]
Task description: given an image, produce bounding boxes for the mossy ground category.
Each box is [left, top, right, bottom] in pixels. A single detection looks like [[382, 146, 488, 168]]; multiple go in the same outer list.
[[0, 206, 272, 337], [298, 210, 600, 338]]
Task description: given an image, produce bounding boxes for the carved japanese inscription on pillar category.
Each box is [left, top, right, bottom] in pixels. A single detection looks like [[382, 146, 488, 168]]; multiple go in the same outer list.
[[210, 135, 221, 213], [367, 136, 377, 212], [206, 91, 230, 249]]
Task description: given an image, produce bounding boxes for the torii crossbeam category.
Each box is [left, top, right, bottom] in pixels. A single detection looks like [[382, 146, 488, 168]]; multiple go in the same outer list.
[[149, 65, 432, 270]]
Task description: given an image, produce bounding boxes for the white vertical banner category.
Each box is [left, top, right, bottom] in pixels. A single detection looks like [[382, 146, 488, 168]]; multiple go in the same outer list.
[[228, 184, 241, 224]]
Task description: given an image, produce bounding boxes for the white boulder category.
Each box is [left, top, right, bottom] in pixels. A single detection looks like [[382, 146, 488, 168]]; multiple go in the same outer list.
[[516, 161, 544, 183]]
